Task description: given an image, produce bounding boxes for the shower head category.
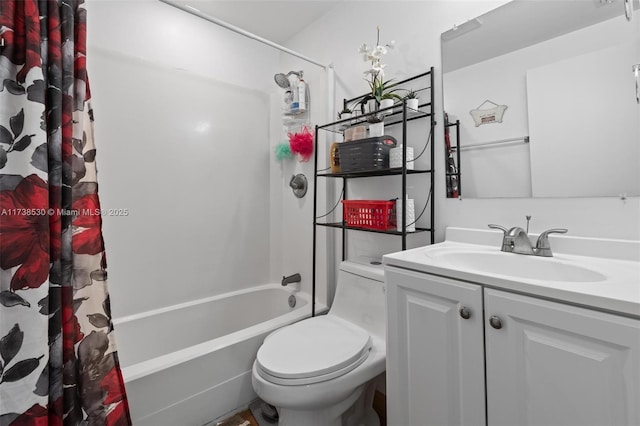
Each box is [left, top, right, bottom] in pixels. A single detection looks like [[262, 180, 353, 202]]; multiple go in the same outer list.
[[274, 73, 290, 89], [274, 70, 304, 88]]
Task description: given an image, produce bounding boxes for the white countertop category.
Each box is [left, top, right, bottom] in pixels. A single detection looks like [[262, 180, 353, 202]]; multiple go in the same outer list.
[[383, 227, 640, 317]]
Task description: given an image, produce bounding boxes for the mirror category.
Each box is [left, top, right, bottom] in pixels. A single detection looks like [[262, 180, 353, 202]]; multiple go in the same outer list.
[[441, 0, 639, 198]]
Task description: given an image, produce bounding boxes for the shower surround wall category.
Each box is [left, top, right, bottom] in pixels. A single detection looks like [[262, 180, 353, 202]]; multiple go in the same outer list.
[[86, 2, 331, 419], [271, 56, 332, 309], [85, 1, 286, 318]]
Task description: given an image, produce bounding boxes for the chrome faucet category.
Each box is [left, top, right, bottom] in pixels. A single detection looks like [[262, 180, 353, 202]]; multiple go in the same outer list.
[[488, 225, 533, 255], [281, 273, 301, 286], [534, 228, 569, 257], [488, 220, 567, 257]]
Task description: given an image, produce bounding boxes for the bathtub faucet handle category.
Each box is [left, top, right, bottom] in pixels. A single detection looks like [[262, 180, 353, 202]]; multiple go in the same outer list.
[[282, 273, 301, 286]]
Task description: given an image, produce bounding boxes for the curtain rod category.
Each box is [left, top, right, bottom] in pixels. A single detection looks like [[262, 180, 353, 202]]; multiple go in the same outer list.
[[159, 0, 330, 70]]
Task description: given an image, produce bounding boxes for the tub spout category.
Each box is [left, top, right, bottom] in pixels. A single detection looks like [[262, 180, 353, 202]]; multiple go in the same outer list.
[[282, 273, 301, 286]]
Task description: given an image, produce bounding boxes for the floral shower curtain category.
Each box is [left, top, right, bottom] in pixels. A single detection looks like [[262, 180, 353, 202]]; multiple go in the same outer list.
[[0, 1, 131, 424]]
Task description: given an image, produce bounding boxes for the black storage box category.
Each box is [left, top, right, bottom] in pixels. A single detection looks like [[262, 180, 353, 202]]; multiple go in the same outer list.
[[337, 136, 397, 172]]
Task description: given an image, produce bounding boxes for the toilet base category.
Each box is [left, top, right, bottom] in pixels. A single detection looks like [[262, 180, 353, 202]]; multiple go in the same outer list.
[[276, 381, 379, 426], [342, 381, 379, 426]]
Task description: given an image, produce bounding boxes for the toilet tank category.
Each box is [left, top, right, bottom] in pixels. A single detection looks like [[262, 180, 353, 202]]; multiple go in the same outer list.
[[329, 257, 386, 340]]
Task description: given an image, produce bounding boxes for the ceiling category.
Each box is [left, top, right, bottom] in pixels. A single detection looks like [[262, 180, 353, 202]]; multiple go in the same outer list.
[[169, 0, 343, 44]]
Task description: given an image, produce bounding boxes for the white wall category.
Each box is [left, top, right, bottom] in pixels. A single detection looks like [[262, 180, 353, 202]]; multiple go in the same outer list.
[[284, 0, 640, 248], [86, 0, 282, 318]]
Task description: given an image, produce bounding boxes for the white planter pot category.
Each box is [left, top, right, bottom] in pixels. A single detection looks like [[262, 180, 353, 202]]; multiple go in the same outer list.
[[380, 99, 394, 115], [407, 98, 419, 111]]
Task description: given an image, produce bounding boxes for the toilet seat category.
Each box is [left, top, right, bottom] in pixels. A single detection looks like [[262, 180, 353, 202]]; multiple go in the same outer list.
[[255, 316, 371, 386]]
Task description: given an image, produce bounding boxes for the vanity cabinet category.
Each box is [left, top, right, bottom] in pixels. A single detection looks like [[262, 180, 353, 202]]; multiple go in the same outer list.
[[385, 267, 486, 426], [484, 289, 640, 426], [386, 266, 640, 426]]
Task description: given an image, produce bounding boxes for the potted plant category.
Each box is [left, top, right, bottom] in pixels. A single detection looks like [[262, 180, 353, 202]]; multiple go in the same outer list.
[[358, 27, 400, 120], [375, 80, 402, 115], [404, 89, 420, 111], [338, 106, 353, 129], [338, 106, 352, 120], [357, 80, 402, 119]]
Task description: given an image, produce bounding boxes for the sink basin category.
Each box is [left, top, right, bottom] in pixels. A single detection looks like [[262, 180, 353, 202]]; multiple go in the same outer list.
[[383, 228, 640, 317], [433, 251, 607, 283]]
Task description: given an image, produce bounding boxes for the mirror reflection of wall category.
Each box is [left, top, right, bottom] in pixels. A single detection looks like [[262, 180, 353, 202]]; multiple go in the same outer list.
[[442, 0, 640, 199]]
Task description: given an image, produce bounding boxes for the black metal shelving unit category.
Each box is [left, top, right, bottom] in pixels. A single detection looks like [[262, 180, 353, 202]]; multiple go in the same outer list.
[[311, 68, 436, 316]]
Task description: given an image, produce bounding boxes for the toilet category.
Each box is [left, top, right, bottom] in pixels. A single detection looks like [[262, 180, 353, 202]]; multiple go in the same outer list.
[[251, 258, 386, 426]]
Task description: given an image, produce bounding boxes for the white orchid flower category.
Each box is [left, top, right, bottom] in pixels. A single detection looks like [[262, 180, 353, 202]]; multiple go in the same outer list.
[[374, 45, 388, 56], [360, 28, 393, 96], [368, 47, 386, 61], [367, 65, 385, 80]]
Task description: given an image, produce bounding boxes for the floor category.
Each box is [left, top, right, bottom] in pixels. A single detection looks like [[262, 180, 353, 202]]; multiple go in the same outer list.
[[212, 399, 276, 426], [213, 409, 258, 426], [215, 393, 386, 426]]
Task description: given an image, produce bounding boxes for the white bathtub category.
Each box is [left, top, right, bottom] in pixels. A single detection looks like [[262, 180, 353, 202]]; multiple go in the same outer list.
[[113, 284, 311, 426]]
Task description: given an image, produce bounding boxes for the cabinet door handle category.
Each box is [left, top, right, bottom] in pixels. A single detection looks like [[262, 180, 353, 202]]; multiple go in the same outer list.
[[459, 306, 472, 319], [489, 315, 503, 329]]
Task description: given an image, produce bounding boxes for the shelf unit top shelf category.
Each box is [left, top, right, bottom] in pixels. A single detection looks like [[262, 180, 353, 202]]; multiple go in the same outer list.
[[318, 104, 431, 133], [317, 168, 432, 179], [318, 70, 434, 133], [340, 70, 433, 104]]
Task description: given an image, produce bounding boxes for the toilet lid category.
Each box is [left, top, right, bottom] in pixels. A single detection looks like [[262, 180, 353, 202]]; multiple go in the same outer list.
[[256, 316, 371, 382]]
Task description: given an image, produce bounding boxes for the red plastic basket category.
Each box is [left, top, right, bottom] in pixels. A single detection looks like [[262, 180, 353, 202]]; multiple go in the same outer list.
[[341, 200, 396, 230]]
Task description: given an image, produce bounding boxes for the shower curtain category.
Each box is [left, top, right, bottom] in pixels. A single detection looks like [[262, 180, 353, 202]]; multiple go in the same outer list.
[[0, 1, 131, 424]]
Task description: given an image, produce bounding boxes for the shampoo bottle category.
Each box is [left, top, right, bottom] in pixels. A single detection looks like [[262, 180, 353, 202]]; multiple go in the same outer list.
[[297, 78, 306, 112]]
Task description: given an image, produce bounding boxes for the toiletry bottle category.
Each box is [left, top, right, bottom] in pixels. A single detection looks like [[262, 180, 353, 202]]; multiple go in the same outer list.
[[291, 77, 300, 113], [297, 78, 306, 112], [284, 89, 293, 114], [330, 142, 341, 173]]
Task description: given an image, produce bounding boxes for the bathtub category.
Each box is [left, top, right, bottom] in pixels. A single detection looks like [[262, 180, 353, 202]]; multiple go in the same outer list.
[[112, 284, 312, 426]]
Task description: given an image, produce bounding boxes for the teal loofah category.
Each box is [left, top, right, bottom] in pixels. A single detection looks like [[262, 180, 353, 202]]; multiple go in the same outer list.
[[275, 142, 293, 161]]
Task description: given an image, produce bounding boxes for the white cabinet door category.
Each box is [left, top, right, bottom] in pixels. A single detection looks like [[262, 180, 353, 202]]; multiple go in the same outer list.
[[386, 266, 485, 426], [485, 289, 640, 426]]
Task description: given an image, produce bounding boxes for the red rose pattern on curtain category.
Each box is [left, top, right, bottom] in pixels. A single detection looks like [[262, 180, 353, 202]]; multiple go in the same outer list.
[[0, 1, 131, 424]]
